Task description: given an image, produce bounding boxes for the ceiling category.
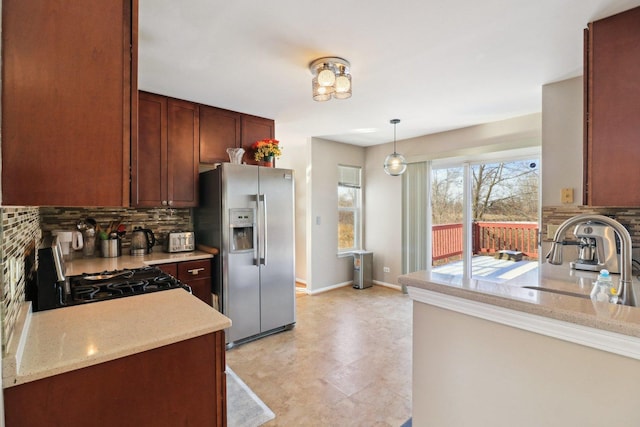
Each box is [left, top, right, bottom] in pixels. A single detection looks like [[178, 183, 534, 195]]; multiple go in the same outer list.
[[138, 0, 640, 147]]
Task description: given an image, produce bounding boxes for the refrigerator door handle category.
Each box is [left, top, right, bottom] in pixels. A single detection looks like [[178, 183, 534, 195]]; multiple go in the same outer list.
[[259, 193, 268, 265], [253, 194, 260, 266]]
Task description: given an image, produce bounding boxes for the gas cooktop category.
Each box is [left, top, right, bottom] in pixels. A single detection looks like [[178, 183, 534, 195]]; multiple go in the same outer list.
[[65, 266, 190, 306]]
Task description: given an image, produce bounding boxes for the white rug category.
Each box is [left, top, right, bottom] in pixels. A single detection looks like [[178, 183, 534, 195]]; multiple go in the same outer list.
[[227, 367, 275, 427]]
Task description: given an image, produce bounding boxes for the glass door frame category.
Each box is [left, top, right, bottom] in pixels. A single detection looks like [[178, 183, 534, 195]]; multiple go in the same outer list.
[[425, 152, 541, 280]]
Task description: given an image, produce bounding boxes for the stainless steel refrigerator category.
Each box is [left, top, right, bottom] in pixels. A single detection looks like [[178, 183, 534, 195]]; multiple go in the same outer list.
[[195, 163, 296, 345]]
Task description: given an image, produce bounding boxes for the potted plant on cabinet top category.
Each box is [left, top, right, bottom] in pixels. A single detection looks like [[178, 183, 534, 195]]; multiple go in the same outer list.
[[252, 138, 281, 167]]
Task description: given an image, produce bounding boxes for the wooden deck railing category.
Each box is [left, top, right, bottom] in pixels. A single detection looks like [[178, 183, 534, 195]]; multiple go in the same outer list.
[[473, 221, 539, 258], [432, 223, 464, 261], [432, 221, 539, 261]]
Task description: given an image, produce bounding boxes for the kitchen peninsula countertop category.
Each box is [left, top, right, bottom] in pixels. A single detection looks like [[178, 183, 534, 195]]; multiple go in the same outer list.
[[65, 249, 217, 276], [399, 263, 640, 338], [3, 289, 231, 388]]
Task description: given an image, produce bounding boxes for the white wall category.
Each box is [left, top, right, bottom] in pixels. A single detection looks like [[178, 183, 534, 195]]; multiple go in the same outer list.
[[271, 128, 309, 284], [364, 144, 404, 286], [365, 114, 542, 286], [541, 76, 583, 207], [413, 301, 640, 426], [307, 138, 365, 292], [281, 113, 542, 290]]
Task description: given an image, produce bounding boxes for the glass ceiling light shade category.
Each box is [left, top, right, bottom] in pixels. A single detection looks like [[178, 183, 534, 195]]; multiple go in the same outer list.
[[309, 57, 351, 101], [333, 64, 352, 99], [384, 119, 407, 176], [312, 76, 334, 101], [317, 64, 336, 87]]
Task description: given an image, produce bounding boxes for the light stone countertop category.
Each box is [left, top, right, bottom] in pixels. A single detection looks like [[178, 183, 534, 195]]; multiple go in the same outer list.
[[399, 263, 640, 338], [3, 289, 231, 388], [65, 250, 215, 276]]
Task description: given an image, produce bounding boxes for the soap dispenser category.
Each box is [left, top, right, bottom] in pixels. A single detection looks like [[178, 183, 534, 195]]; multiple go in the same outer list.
[[590, 269, 615, 303]]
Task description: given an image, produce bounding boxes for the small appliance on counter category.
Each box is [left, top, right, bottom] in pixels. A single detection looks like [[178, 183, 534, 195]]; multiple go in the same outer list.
[[165, 231, 195, 253], [130, 227, 156, 255], [51, 229, 83, 261], [569, 221, 620, 273], [30, 237, 67, 311]]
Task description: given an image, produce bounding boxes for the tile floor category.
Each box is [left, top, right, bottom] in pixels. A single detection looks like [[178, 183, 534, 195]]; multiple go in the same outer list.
[[226, 285, 413, 426]]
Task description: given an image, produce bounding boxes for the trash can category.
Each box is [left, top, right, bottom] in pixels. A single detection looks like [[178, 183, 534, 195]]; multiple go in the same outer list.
[[353, 250, 373, 289]]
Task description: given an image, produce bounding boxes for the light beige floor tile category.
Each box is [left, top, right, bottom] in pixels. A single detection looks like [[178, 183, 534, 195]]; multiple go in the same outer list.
[[226, 285, 412, 426]]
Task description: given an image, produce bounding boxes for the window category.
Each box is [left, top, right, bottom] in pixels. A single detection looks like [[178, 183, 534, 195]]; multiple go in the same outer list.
[[338, 165, 362, 253]]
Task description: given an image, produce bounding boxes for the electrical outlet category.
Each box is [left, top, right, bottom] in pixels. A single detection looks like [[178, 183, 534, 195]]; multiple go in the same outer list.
[[561, 188, 574, 204], [383, 267, 390, 273]]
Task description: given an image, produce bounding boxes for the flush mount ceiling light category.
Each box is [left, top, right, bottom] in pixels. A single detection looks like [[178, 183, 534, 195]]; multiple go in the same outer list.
[[384, 119, 407, 176], [309, 57, 351, 101]]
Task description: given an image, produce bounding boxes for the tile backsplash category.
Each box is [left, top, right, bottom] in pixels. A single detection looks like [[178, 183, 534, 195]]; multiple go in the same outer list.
[[1, 207, 41, 352], [1, 206, 192, 353], [39, 207, 193, 255], [542, 206, 640, 247]]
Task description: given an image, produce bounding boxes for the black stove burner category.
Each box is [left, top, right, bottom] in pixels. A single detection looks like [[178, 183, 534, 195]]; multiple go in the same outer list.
[[66, 266, 189, 306]]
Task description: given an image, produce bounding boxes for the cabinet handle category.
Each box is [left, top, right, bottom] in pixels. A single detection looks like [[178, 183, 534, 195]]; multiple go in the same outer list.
[[168, 200, 174, 206], [162, 200, 168, 206], [187, 267, 205, 276]]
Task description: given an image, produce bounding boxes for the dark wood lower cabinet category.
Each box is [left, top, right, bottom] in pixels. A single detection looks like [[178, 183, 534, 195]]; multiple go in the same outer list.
[[4, 331, 226, 427], [158, 259, 213, 306]]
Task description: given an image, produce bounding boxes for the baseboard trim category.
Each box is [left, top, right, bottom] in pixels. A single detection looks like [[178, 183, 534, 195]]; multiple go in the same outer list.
[[373, 280, 402, 291], [306, 281, 352, 295]]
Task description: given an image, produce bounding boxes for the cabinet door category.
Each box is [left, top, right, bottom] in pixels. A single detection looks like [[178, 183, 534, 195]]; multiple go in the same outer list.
[[135, 92, 168, 207], [585, 6, 640, 206], [178, 260, 213, 306], [4, 332, 225, 426], [199, 106, 242, 164], [241, 115, 275, 165], [134, 93, 198, 207], [157, 263, 178, 277], [1, 0, 135, 206], [167, 99, 199, 207]]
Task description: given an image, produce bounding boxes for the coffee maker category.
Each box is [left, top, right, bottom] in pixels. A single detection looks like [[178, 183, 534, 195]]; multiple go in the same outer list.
[[569, 221, 620, 273]]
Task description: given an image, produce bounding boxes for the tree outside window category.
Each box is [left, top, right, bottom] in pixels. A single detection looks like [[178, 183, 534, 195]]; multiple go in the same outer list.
[[338, 165, 361, 252]]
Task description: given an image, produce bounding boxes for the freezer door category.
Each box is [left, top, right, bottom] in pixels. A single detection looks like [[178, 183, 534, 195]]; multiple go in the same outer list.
[[222, 164, 261, 342], [258, 167, 296, 332]]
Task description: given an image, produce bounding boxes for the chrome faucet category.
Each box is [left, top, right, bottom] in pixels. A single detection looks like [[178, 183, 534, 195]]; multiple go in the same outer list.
[[546, 214, 632, 305]]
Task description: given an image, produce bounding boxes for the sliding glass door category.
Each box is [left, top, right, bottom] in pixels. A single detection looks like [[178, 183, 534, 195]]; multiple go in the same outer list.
[[421, 156, 540, 282]]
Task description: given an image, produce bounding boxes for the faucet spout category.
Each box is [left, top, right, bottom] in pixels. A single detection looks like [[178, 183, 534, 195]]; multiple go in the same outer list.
[[547, 214, 632, 305]]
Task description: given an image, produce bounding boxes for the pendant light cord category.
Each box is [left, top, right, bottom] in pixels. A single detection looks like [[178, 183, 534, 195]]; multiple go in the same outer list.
[[390, 119, 400, 154]]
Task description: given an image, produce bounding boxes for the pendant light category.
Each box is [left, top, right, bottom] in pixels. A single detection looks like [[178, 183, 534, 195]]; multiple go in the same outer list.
[[383, 119, 407, 176]]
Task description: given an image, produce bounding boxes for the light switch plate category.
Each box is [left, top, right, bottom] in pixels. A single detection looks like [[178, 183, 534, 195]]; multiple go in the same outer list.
[[547, 224, 560, 240], [561, 188, 574, 204]]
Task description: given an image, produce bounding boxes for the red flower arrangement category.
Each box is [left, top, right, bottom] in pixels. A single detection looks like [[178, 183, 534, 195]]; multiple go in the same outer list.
[[252, 138, 282, 161]]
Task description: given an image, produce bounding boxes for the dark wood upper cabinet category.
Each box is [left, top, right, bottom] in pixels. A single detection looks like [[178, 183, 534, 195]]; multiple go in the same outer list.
[[1, 0, 137, 207], [134, 92, 199, 207], [241, 115, 276, 165], [199, 106, 242, 164], [199, 106, 274, 166], [584, 6, 640, 206]]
